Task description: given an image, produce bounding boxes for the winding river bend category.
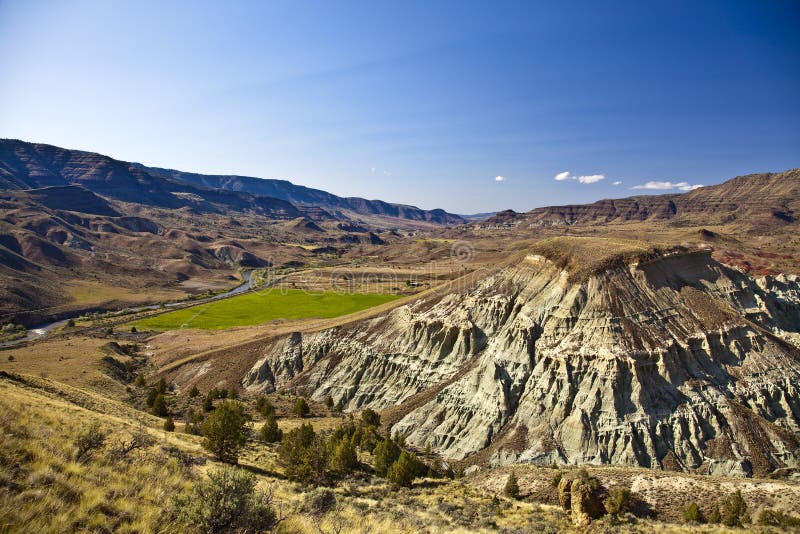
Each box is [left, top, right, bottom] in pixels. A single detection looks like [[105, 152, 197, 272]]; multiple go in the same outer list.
[[0, 271, 256, 348]]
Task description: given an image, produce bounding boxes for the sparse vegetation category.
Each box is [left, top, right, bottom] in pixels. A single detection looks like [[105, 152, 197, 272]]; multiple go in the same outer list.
[[200, 400, 250, 464], [173, 466, 278, 533], [259, 414, 283, 443], [293, 397, 310, 417], [503, 471, 520, 499], [683, 501, 705, 523]]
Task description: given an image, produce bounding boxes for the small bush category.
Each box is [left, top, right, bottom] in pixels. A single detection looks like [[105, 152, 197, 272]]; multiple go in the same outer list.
[[329, 436, 358, 474], [720, 490, 749, 527], [173, 466, 278, 533], [605, 487, 633, 516], [304, 488, 337, 516], [256, 396, 275, 418], [709, 503, 722, 524], [134, 374, 146, 387], [74, 422, 107, 462], [164, 416, 175, 432], [757, 508, 800, 528], [130, 326, 137, 333], [188, 385, 200, 398], [156, 378, 167, 394], [683, 502, 705, 523], [325, 395, 334, 409], [259, 415, 283, 443], [387, 451, 421, 488], [293, 397, 310, 417], [203, 393, 214, 412], [67, 319, 75, 327], [360, 408, 381, 427], [373, 437, 401, 477], [201, 401, 250, 464], [504, 471, 520, 500], [185, 409, 204, 435], [152, 393, 169, 417]]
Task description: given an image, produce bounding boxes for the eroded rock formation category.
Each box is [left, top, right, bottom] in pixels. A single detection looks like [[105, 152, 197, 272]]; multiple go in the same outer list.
[[243, 247, 800, 477]]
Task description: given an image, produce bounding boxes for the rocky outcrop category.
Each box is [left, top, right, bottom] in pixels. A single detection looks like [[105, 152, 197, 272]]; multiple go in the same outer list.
[[242, 245, 800, 477]]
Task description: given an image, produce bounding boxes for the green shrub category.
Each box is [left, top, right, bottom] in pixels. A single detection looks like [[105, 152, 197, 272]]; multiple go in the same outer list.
[[173, 466, 277, 533], [164, 416, 175, 432], [156, 378, 167, 394], [605, 487, 633, 516], [504, 471, 520, 499], [134, 374, 146, 387], [259, 414, 283, 443], [387, 451, 421, 488], [329, 436, 358, 474], [373, 437, 401, 477], [757, 508, 800, 528], [146, 387, 158, 407], [279, 423, 317, 482], [293, 397, 310, 417], [185, 409, 204, 435], [188, 385, 200, 398], [325, 395, 334, 409], [73, 422, 107, 462], [256, 396, 275, 418], [203, 392, 215, 412], [709, 503, 722, 524], [720, 490, 749, 527], [200, 401, 250, 464], [152, 393, 168, 417], [683, 502, 705, 523], [360, 408, 381, 427]]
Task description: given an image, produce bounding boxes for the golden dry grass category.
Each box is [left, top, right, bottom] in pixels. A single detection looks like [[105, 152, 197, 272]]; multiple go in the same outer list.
[[0, 377, 193, 533]]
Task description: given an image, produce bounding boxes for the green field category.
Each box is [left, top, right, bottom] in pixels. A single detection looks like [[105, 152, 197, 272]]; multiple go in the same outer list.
[[130, 289, 401, 331]]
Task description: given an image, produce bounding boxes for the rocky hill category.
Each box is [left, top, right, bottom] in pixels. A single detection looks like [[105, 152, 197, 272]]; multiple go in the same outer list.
[[0, 139, 304, 218], [522, 169, 800, 227], [236, 238, 800, 478], [139, 165, 465, 225]]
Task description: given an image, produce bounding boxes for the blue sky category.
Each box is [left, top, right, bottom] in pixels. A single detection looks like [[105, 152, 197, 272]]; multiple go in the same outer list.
[[1, 0, 798, 213]]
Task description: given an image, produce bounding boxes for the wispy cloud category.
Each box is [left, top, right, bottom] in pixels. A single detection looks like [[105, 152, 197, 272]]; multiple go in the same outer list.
[[612, 180, 622, 186], [495, 175, 506, 182], [554, 171, 605, 184], [631, 181, 703, 191]]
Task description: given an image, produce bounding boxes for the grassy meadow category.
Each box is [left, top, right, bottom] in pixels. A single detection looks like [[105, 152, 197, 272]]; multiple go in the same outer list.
[[130, 288, 401, 331]]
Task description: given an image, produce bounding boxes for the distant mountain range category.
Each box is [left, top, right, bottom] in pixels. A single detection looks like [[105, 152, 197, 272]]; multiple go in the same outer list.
[[481, 169, 800, 228], [0, 139, 464, 225]]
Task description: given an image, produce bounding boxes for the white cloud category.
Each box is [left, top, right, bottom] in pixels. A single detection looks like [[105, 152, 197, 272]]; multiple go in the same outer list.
[[554, 171, 605, 184], [577, 174, 605, 184], [383, 170, 392, 176], [495, 175, 506, 182], [370, 167, 376, 173], [631, 181, 703, 191], [612, 181, 622, 186]]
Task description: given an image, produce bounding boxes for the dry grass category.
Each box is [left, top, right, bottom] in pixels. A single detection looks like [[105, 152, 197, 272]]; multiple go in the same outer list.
[[0, 378, 193, 533], [530, 236, 681, 283], [0, 337, 131, 400]]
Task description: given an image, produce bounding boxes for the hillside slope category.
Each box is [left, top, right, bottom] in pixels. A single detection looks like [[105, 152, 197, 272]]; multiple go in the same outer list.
[[140, 164, 465, 225], [237, 239, 800, 478], [521, 169, 800, 227], [0, 139, 301, 218]]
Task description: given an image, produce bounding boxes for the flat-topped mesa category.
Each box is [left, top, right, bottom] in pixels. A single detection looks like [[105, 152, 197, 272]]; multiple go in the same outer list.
[[234, 237, 800, 478], [526, 236, 710, 283]]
